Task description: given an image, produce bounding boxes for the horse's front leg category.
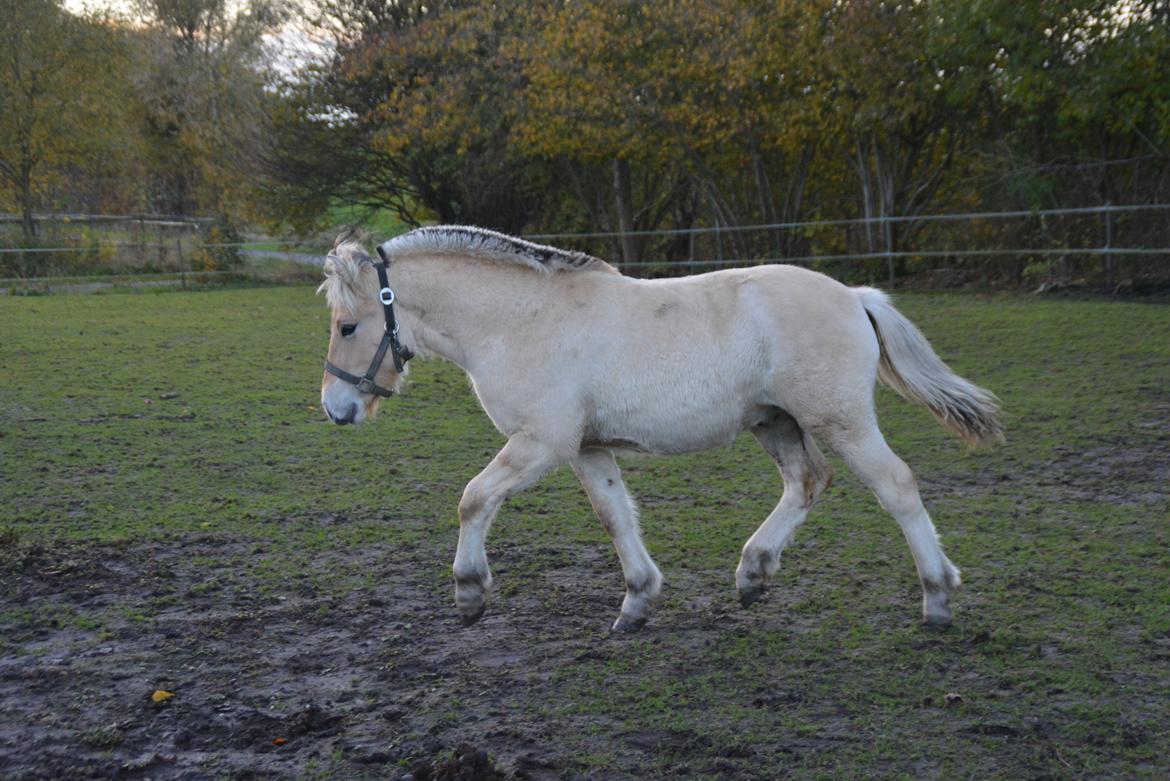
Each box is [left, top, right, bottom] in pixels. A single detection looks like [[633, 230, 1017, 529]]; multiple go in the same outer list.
[[454, 435, 560, 626], [571, 448, 663, 632]]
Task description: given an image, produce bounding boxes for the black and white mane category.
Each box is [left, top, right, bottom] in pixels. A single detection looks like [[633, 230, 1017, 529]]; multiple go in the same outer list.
[[381, 226, 614, 274], [320, 226, 614, 312]]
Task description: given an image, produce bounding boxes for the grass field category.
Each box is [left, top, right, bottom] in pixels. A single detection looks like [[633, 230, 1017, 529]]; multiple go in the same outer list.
[[1, 285, 1168, 780]]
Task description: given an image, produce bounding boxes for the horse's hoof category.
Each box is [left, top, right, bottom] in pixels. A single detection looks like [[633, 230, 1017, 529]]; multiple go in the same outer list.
[[922, 608, 953, 629], [459, 603, 487, 627], [738, 585, 764, 609], [611, 612, 647, 633], [923, 589, 953, 629]]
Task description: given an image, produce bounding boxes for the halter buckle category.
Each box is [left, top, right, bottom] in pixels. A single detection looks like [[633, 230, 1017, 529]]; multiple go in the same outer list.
[[379, 287, 395, 305], [355, 376, 376, 394]]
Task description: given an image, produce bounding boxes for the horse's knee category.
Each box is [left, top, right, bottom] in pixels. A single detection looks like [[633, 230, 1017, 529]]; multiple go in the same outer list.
[[458, 487, 489, 525]]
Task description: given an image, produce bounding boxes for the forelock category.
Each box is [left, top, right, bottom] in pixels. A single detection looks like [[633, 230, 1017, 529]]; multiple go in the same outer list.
[[317, 241, 377, 314]]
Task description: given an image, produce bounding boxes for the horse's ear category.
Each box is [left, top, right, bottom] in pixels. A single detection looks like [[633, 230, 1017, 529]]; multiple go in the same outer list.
[[334, 225, 372, 250], [321, 251, 359, 282]]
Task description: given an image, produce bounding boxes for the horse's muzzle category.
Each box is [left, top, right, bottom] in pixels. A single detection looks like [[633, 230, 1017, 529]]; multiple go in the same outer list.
[[327, 402, 357, 425]]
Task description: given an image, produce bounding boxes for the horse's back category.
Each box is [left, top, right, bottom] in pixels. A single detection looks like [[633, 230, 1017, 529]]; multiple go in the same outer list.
[[572, 264, 876, 372], [540, 264, 879, 454]]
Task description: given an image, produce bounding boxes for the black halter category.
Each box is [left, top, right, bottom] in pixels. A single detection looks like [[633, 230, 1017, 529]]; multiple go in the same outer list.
[[324, 246, 414, 397]]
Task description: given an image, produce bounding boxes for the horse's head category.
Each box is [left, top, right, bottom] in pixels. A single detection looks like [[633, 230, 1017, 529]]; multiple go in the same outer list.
[[317, 240, 409, 425]]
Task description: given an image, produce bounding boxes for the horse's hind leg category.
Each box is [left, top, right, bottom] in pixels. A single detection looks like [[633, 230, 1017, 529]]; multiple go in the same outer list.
[[571, 448, 663, 632], [737, 409, 833, 608], [823, 421, 961, 626]]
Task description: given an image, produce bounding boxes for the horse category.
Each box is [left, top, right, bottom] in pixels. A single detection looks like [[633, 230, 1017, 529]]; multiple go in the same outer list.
[[318, 226, 1002, 632]]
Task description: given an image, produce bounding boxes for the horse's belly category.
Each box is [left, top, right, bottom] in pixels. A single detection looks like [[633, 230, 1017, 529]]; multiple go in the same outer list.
[[586, 399, 751, 455]]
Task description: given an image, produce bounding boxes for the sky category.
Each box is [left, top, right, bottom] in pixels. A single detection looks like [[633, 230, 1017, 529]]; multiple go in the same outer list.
[[62, 0, 331, 77], [64, 0, 135, 15]]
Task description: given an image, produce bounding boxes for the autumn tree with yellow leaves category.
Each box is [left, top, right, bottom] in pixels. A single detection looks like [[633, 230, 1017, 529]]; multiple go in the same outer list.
[[0, 0, 134, 237], [7, 0, 1168, 283]]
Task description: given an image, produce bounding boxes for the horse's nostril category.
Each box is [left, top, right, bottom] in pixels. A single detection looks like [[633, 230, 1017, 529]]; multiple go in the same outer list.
[[334, 403, 357, 426]]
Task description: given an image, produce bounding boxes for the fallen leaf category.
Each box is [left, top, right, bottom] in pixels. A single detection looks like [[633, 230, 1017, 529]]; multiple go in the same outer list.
[[151, 690, 175, 703]]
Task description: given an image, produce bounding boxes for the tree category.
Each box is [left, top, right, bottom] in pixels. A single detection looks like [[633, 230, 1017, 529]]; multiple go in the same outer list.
[[648, 1, 829, 260], [258, 0, 1170, 281], [816, 1, 979, 282], [134, 0, 284, 216], [264, 0, 568, 234], [512, 0, 698, 265], [0, 0, 129, 236], [945, 0, 1170, 206]]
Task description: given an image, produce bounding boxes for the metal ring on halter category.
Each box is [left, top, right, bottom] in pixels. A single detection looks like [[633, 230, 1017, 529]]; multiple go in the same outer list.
[[386, 321, 400, 335], [379, 287, 395, 305]]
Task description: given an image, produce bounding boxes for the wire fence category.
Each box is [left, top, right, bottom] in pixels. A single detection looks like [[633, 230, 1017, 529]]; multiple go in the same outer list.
[[0, 214, 325, 290], [526, 202, 1170, 240], [536, 203, 1170, 289], [3, 203, 1168, 292]]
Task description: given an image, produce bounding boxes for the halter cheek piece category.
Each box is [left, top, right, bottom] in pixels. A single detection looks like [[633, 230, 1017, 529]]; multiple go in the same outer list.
[[323, 246, 414, 397]]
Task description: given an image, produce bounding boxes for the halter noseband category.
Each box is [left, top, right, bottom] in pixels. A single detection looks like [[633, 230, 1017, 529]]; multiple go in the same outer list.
[[324, 245, 414, 397]]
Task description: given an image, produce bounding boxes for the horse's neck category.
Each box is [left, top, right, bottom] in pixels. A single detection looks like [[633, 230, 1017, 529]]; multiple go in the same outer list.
[[394, 257, 552, 373]]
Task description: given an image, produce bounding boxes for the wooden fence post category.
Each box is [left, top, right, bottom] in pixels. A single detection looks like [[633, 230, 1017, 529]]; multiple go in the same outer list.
[[1104, 201, 1115, 288], [176, 237, 186, 289]]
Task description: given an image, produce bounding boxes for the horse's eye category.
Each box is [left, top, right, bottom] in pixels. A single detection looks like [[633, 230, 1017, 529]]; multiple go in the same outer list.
[[340, 323, 357, 337]]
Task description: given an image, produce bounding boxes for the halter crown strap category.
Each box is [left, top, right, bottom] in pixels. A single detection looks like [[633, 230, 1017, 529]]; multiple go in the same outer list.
[[323, 246, 413, 397], [373, 252, 414, 372]]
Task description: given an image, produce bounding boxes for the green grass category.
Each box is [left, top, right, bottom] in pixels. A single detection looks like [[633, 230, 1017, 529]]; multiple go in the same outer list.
[[2, 288, 1168, 779]]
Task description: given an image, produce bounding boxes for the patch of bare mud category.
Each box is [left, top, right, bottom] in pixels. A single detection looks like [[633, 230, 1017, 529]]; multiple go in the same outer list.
[[1042, 440, 1170, 505], [0, 534, 778, 780]]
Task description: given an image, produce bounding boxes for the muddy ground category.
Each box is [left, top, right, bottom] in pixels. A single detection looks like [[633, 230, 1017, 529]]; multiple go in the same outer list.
[[4, 512, 1169, 781], [1, 535, 814, 781]]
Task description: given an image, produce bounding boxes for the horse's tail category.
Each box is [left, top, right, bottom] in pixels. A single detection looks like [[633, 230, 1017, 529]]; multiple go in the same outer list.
[[855, 287, 1003, 447]]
